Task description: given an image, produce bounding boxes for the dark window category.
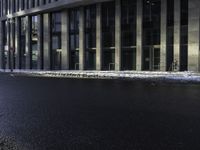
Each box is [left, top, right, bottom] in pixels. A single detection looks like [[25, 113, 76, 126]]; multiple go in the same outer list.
[[142, 0, 161, 71], [121, 0, 137, 70], [69, 8, 80, 70], [19, 17, 27, 69], [102, 1, 115, 70], [180, 0, 188, 71], [2, 21, 8, 69], [51, 12, 62, 70], [143, 0, 161, 46], [31, 16, 38, 69], [166, 0, 174, 71], [85, 5, 96, 70]]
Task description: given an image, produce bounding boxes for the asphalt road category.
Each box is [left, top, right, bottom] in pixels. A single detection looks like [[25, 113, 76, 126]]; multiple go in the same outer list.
[[0, 73, 200, 150]]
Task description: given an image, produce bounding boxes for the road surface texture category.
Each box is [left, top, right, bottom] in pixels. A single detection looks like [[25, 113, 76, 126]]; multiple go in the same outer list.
[[0, 73, 200, 150]]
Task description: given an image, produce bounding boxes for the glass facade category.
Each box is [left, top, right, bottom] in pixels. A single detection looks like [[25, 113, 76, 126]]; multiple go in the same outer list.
[[102, 1, 115, 70], [121, 0, 137, 70], [180, 0, 188, 71], [11, 20, 16, 70], [85, 5, 96, 70], [69, 8, 80, 70], [19, 17, 26, 69], [31, 16, 38, 69], [142, 0, 161, 71], [167, 0, 174, 71], [2, 21, 8, 69], [0, 0, 198, 72], [51, 12, 62, 70]]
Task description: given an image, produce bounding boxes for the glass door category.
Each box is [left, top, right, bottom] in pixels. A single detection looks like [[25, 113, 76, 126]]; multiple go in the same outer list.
[[152, 48, 160, 70], [143, 46, 160, 71]]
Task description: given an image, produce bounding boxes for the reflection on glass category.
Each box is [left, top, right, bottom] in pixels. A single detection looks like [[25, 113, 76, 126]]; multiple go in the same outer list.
[[102, 1, 115, 70], [2, 21, 8, 69], [121, 0, 137, 70], [69, 8, 80, 70], [142, 0, 161, 71], [31, 15, 38, 69], [20, 17, 26, 69], [167, 0, 174, 71], [51, 12, 62, 70], [85, 5, 96, 70], [180, 0, 188, 71]]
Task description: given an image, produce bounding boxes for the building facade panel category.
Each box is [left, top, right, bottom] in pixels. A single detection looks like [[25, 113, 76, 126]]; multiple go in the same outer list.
[[188, 0, 200, 71], [136, 0, 143, 71], [96, 3, 102, 71], [0, 0, 200, 72], [43, 13, 51, 70]]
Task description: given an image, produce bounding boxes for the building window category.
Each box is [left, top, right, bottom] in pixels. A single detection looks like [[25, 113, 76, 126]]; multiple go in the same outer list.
[[19, 17, 27, 69], [50, 12, 62, 70], [13, 0, 16, 13], [31, 16, 38, 69], [142, 0, 161, 71], [167, 0, 174, 71], [21, 0, 25, 10], [9, 0, 12, 14], [102, 1, 115, 70], [85, 5, 96, 70], [180, 0, 188, 71], [31, 0, 35, 8], [69, 8, 80, 70], [121, 0, 137, 70], [2, 21, 8, 69], [5, 0, 8, 15]]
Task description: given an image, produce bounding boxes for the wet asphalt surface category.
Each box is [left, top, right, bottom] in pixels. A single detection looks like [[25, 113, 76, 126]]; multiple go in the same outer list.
[[0, 73, 200, 150]]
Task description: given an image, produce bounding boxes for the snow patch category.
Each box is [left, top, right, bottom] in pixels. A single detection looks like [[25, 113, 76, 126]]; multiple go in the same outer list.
[[1, 69, 200, 82]]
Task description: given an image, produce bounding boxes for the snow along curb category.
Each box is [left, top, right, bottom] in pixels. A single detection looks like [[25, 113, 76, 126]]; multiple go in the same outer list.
[[1, 70, 200, 83]]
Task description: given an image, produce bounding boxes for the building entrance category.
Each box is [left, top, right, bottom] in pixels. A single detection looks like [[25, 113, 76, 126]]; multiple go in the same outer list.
[[52, 50, 62, 70], [143, 46, 160, 71]]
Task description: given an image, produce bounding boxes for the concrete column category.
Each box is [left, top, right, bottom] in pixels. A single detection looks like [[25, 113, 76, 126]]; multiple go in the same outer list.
[[18, 0, 22, 11], [37, 15, 43, 69], [35, 0, 38, 7], [8, 0, 10, 14], [79, 7, 85, 70], [3, 0, 6, 15], [15, 17, 20, 69], [174, 0, 181, 71], [25, 0, 28, 9], [10, 19, 15, 71], [43, 13, 51, 70], [25, 16, 31, 69], [39, 0, 43, 6], [16, 0, 18, 11], [0, 21, 3, 69], [160, 0, 167, 71], [136, 0, 143, 71], [115, 0, 121, 71], [96, 3, 102, 71], [29, 0, 32, 8], [10, 0, 13, 14], [61, 10, 69, 70], [188, 0, 200, 72]]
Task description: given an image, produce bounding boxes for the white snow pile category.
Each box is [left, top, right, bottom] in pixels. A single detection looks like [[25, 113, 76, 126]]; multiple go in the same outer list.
[[1, 69, 200, 83]]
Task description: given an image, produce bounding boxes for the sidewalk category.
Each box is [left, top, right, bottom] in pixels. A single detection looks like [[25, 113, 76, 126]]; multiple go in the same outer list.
[[1, 69, 200, 83]]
